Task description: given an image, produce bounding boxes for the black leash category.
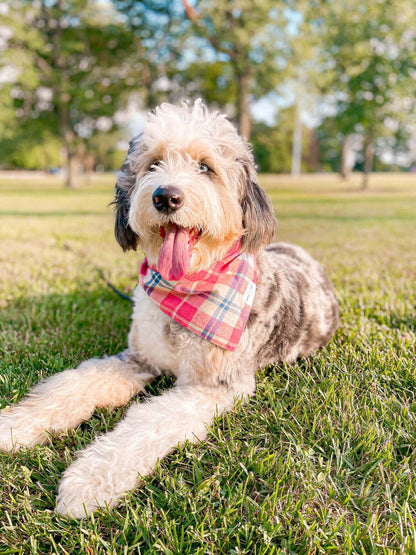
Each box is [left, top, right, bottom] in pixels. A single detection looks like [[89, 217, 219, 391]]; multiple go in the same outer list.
[[96, 269, 133, 303], [61, 242, 133, 303]]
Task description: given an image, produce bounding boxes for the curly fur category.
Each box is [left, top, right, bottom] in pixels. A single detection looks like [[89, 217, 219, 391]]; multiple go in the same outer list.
[[0, 100, 339, 517]]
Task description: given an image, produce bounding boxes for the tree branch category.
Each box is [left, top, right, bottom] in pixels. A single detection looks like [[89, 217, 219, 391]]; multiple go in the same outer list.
[[182, 0, 198, 20], [181, 0, 233, 58]]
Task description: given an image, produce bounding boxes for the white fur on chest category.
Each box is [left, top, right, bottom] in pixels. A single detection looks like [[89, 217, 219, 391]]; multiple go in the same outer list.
[[128, 285, 205, 380]]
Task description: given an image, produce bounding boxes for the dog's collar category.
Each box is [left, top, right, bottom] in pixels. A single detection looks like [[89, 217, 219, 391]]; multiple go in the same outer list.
[[139, 243, 257, 351]]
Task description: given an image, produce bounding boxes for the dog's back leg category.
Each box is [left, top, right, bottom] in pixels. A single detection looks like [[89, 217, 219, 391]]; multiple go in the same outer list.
[[0, 352, 159, 452], [56, 382, 250, 517]]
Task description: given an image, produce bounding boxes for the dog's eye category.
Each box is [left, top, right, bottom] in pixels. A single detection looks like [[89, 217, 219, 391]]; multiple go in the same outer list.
[[149, 160, 160, 172], [198, 163, 210, 174]]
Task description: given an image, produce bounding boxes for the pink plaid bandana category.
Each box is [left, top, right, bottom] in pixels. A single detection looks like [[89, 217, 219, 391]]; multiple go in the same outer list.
[[139, 243, 257, 351]]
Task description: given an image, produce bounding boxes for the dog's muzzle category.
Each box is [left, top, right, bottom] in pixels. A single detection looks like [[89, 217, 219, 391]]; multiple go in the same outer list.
[[152, 186, 184, 213]]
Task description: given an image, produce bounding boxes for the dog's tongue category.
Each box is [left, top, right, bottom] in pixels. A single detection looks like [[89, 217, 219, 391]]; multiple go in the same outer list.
[[158, 223, 191, 280]]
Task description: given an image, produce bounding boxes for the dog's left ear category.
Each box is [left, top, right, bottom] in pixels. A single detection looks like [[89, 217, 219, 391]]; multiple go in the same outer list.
[[114, 185, 139, 251], [113, 135, 142, 251], [240, 160, 276, 252]]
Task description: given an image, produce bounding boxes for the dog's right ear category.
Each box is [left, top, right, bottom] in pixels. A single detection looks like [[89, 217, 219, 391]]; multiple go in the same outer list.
[[113, 135, 142, 251]]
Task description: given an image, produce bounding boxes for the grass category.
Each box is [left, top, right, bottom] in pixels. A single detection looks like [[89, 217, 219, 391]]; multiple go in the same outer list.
[[0, 172, 415, 554]]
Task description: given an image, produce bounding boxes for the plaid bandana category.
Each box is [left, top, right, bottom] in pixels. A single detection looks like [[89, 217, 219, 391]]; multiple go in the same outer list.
[[139, 242, 257, 351]]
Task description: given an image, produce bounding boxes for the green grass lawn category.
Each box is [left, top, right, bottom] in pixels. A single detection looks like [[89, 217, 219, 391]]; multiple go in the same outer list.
[[0, 172, 415, 554]]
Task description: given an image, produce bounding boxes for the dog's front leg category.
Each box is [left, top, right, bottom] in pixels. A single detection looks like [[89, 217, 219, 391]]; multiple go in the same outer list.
[[0, 353, 157, 452], [56, 383, 247, 518]]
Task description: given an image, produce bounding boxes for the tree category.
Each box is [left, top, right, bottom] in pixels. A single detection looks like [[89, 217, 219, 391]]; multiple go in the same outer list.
[[111, 0, 181, 108], [182, 0, 297, 139], [0, 0, 140, 186], [313, 0, 416, 187], [251, 106, 321, 173]]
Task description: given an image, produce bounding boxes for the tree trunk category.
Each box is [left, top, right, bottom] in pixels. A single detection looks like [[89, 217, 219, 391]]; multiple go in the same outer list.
[[340, 134, 352, 179], [303, 129, 321, 171], [51, 0, 79, 188], [59, 102, 78, 188], [66, 151, 77, 189], [83, 153, 95, 184], [182, 2, 252, 140], [362, 137, 374, 190], [291, 102, 302, 176], [237, 70, 251, 140]]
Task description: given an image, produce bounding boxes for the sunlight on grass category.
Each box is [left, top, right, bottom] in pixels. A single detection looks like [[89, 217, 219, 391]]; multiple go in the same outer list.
[[0, 173, 415, 553]]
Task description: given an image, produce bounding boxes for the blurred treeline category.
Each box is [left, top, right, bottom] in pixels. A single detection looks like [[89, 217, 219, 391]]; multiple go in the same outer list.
[[1, 0, 415, 188]]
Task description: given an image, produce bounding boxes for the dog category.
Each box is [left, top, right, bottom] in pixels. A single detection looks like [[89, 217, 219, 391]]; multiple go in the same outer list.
[[0, 100, 339, 517]]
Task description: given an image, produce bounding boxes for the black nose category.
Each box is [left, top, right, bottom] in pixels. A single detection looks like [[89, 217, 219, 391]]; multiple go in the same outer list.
[[152, 186, 184, 212]]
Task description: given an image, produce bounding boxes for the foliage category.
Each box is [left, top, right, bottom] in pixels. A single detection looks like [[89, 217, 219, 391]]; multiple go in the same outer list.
[[252, 121, 293, 174], [0, 119, 61, 170], [311, 0, 416, 179], [252, 107, 322, 173], [88, 130, 127, 171], [0, 0, 140, 181], [112, 0, 185, 107], [178, 0, 299, 137], [6, 135, 61, 171], [1, 1, 416, 177]]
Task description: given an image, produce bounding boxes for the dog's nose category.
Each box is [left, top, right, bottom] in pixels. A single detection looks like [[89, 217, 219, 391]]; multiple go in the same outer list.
[[152, 186, 184, 212]]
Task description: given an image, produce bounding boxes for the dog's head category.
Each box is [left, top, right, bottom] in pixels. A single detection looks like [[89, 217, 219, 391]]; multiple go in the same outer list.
[[114, 100, 276, 279]]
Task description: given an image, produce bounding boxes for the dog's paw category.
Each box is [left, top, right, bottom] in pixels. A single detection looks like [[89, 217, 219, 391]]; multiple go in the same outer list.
[[0, 410, 46, 452], [56, 464, 117, 518], [56, 449, 131, 517], [56, 472, 110, 518]]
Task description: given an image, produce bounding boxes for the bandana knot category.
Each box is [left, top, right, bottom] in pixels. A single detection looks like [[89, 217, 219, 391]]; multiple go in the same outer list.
[[139, 243, 257, 351]]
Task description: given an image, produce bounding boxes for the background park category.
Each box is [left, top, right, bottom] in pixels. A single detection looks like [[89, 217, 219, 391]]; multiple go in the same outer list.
[[0, 1, 416, 553]]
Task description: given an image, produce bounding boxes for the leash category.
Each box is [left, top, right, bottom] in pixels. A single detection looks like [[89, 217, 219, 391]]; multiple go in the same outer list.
[[96, 269, 133, 303], [61, 242, 133, 303]]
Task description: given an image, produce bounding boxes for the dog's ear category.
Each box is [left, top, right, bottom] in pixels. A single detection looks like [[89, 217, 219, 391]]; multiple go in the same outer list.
[[240, 160, 276, 253], [113, 135, 142, 251], [114, 185, 139, 251]]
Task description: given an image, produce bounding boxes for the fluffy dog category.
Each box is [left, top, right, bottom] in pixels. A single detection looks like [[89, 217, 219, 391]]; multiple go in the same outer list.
[[0, 101, 339, 517]]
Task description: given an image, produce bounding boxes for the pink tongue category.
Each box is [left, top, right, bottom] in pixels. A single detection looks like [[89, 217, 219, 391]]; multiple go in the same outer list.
[[158, 223, 191, 280]]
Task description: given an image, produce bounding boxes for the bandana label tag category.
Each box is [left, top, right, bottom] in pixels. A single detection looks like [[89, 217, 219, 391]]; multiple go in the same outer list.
[[243, 280, 256, 306]]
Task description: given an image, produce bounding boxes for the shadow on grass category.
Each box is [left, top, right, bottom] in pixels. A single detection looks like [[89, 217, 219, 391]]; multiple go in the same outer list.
[[1, 284, 178, 409], [0, 286, 134, 398], [0, 284, 177, 442]]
